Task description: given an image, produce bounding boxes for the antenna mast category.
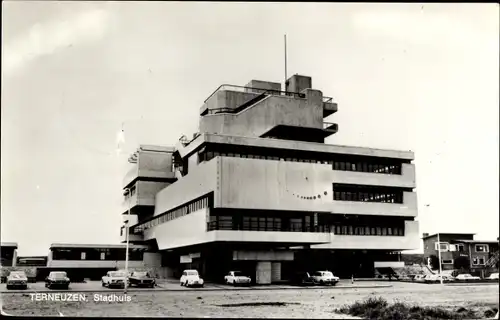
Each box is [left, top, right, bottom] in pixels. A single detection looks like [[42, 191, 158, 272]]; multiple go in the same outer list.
[[284, 34, 288, 89]]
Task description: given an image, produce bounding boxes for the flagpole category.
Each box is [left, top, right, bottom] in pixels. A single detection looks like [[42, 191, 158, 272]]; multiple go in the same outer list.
[[284, 34, 288, 88]]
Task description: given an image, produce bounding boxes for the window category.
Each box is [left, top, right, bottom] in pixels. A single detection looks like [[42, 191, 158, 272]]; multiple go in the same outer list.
[[472, 257, 486, 265], [100, 252, 106, 260], [475, 244, 489, 253], [435, 242, 449, 251], [81, 252, 86, 260], [456, 244, 465, 252], [442, 259, 453, 264]]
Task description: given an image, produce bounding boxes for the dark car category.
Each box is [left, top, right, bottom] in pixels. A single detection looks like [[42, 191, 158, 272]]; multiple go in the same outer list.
[[45, 271, 70, 289], [291, 272, 316, 286], [128, 271, 156, 288]]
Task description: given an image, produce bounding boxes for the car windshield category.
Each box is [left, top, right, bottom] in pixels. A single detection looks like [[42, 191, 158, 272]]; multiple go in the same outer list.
[[110, 272, 126, 277], [324, 272, 333, 277], [51, 272, 67, 279], [233, 272, 243, 276], [133, 272, 148, 277], [10, 272, 26, 278], [187, 271, 198, 276]]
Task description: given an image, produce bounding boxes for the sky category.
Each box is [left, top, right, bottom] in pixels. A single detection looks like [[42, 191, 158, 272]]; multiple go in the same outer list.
[[1, 2, 499, 256]]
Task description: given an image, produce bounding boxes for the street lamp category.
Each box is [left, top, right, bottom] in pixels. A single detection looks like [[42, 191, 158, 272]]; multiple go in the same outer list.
[[123, 187, 132, 294], [425, 204, 443, 285], [436, 232, 444, 285]]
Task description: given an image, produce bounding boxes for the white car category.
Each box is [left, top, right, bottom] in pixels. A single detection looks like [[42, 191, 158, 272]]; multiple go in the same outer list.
[[310, 271, 339, 286], [487, 273, 499, 280], [180, 269, 204, 288], [102, 271, 127, 288], [6, 271, 28, 290], [424, 274, 454, 283], [455, 274, 481, 281], [224, 271, 251, 286], [414, 274, 428, 282]]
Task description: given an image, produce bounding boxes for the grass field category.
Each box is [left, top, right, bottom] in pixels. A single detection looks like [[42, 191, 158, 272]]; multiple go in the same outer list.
[[1, 282, 498, 318]]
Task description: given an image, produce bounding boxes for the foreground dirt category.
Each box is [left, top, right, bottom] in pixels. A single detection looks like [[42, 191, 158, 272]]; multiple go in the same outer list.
[[1, 282, 498, 318]]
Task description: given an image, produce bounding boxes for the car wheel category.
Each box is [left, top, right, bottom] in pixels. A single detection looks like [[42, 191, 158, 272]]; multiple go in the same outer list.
[[320, 280, 324, 285], [101, 281, 105, 287], [6, 285, 11, 290]]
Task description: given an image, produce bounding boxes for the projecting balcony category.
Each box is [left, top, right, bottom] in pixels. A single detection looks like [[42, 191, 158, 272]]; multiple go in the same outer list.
[[322, 122, 339, 138], [122, 163, 176, 189], [322, 96, 338, 117], [119, 226, 144, 243]]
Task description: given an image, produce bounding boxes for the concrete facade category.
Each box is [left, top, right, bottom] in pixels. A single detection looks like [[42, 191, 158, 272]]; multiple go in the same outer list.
[[122, 74, 420, 283]]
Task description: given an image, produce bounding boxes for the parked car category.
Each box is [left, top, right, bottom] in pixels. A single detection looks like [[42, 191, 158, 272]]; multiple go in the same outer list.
[[455, 274, 481, 281], [101, 271, 127, 288], [6, 271, 28, 290], [414, 274, 427, 282], [291, 272, 316, 286], [128, 271, 156, 288], [224, 271, 251, 286], [487, 273, 499, 280], [45, 271, 70, 289], [424, 274, 454, 283], [310, 271, 339, 286], [180, 269, 204, 288]]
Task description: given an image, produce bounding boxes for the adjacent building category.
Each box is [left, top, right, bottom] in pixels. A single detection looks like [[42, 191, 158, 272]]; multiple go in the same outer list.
[[422, 233, 499, 276], [120, 74, 420, 283]]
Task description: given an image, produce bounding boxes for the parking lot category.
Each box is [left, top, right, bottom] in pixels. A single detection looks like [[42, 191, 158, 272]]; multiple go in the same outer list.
[[1, 281, 498, 318], [0, 279, 393, 293]]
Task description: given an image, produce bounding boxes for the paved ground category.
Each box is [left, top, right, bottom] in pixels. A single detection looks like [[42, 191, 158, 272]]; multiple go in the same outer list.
[[1, 281, 497, 318], [0, 279, 392, 293]]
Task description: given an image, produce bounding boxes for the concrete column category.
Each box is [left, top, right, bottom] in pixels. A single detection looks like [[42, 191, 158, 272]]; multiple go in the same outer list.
[[271, 262, 281, 283], [256, 262, 272, 284], [12, 249, 18, 267]]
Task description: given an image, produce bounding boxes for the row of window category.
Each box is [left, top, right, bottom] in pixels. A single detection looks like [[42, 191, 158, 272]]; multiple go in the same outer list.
[[51, 248, 144, 261], [333, 191, 404, 203], [199, 151, 403, 175], [133, 196, 210, 233], [441, 257, 489, 266], [332, 225, 405, 236], [434, 242, 490, 253], [207, 216, 405, 236], [332, 162, 401, 174]]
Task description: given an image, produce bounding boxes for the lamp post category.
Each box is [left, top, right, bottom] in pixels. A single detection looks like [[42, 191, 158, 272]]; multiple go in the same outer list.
[[436, 232, 444, 285], [124, 187, 132, 294]]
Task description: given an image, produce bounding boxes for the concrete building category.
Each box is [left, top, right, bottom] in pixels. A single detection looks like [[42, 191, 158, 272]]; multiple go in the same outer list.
[[422, 233, 499, 276], [0, 242, 18, 267], [120, 75, 420, 283]]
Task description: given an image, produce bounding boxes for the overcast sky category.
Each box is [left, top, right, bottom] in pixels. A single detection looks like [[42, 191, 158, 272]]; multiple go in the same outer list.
[[2, 2, 498, 255]]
